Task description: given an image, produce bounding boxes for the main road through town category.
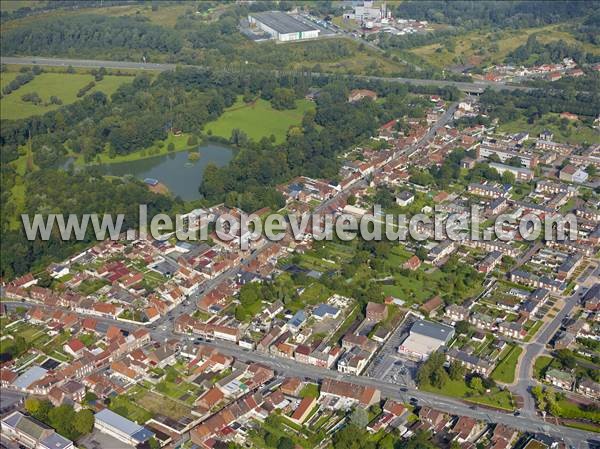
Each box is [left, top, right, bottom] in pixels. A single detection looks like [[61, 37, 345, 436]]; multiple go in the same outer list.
[[1, 77, 596, 445], [1, 56, 536, 94]]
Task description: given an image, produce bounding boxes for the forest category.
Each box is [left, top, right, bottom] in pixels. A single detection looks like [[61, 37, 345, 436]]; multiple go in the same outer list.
[[393, 1, 598, 29], [505, 34, 600, 65], [479, 87, 600, 123]]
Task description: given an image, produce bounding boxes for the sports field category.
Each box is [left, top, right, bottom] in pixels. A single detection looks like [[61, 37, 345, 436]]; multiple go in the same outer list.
[[1, 72, 133, 120], [204, 96, 315, 144]]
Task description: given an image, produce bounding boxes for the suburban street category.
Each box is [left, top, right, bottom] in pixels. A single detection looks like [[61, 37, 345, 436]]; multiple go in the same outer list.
[[0, 62, 596, 446], [511, 290, 582, 415], [0, 56, 534, 94]]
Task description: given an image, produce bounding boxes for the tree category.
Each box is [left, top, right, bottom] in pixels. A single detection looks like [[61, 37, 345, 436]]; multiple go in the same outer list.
[[73, 409, 94, 435], [586, 164, 597, 177], [25, 398, 51, 421], [271, 87, 296, 110], [454, 320, 470, 334], [469, 376, 484, 393], [265, 431, 280, 448], [448, 361, 466, 381], [350, 407, 369, 428], [501, 170, 516, 185], [555, 349, 577, 369], [48, 404, 77, 439], [167, 142, 175, 152], [277, 437, 294, 449], [187, 135, 199, 146], [230, 128, 249, 147]]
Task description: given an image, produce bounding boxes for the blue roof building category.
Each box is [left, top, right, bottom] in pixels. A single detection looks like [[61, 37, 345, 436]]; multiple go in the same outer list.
[[287, 310, 307, 332]]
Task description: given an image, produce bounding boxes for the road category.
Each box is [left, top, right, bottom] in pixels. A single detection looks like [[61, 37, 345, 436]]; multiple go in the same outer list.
[[0, 56, 535, 94], [511, 276, 596, 416], [187, 337, 598, 448]]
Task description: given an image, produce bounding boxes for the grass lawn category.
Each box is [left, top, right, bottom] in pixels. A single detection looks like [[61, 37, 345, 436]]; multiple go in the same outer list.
[[1, 71, 19, 91], [205, 96, 315, 144], [563, 421, 600, 433], [533, 355, 553, 379], [289, 282, 332, 313], [109, 394, 153, 424], [490, 345, 523, 384], [422, 379, 515, 411], [1, 72, 134, 120], [524, 320, 544, 342], [134, 390, 192, 420], [73, 132, 200, 166], [556, 398, 600, 423]]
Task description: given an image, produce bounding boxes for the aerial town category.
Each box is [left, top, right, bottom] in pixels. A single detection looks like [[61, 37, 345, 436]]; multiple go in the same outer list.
[[0, 1, 599, 449]]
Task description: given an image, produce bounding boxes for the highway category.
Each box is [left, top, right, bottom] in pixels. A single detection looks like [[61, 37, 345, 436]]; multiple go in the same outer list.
[[0, 56, 534, 93]]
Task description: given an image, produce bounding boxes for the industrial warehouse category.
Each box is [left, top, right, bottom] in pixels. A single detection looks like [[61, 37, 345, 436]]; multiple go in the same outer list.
[[248, 11, 320, 42]]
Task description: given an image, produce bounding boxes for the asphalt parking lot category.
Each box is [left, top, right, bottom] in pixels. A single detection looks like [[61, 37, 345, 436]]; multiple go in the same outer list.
[[365, 313, 419, 382]]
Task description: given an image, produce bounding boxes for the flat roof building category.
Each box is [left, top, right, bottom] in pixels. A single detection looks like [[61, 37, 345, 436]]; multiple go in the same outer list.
[[398, 320, 455, 361], [12, 366, 48, 391], [94, 409, 154, 446], [249, 11, 320, 42]]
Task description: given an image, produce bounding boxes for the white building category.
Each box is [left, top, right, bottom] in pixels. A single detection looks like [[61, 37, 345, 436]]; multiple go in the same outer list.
[[249, 11, 320, 42], [94, 409, 154, 446], [398, 320, 455, 361]]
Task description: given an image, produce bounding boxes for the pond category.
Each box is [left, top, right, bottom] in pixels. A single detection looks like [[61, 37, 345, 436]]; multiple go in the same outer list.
[[65, 143, 233, 201]]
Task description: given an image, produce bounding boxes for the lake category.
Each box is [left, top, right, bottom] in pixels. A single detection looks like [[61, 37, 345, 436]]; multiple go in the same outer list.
[[66, 143, 233, 201]]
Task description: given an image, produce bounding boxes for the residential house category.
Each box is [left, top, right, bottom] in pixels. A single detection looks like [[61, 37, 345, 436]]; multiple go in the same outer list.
[[545, 368, 575, 390], [403, 255, 421, 271], [560, 164, 589, 184], [577, 379, 600, 399], [366, 302, 388, 322]]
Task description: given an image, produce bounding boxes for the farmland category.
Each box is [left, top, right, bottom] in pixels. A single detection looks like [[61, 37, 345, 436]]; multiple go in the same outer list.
[[204, 96, 315, 144]]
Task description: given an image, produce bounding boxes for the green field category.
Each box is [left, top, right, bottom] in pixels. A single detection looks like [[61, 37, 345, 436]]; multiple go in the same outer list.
[[533, 355, 554, 379], [490, 344, 523, 384], [205, 97, 315, 144], [1, 72, 134, 120], [421, 378, 515, 411], [72, 132, 198, 166]]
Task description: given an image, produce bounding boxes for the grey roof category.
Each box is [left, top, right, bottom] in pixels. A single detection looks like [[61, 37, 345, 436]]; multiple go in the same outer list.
[[530, 288, 549, 302], [250, 11, 317, 34], [410, 320, 455, 343], [1, 411, 22, 429], [313, 304, 339, 318], [95, 408, 148, 438], [583, 283, 599, 302], [41, 432, 73, 449], [397, 191, 414, 200], [12, 366, 48, 390]]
